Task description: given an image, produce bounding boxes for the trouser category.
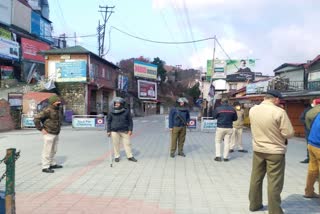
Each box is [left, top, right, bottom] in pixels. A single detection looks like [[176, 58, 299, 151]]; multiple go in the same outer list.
[[170, 127, 187, 154], [249, 152, 285, 214], [230, 128, 243, 150], [111, 132, 133, 158], [215, 127, 233, 159], [42, 134, 59, 169], [305, 144, 320, 196]]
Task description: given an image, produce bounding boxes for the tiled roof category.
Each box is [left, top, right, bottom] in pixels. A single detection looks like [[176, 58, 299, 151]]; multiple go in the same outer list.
[[306, 55, 320, 68], [273, 63, 305, 72], [23, 92, 56, 103]]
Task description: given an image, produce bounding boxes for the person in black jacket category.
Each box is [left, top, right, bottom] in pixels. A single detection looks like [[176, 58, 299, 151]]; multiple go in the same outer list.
[[212, 98, 237, 162], [107, 97, 137, 162]]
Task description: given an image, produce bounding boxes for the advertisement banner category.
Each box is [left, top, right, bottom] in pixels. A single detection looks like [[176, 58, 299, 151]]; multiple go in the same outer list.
[[21, 115, 35, 128], [226, 59, 255, 75], [31, 11, 41, 36], [138, 80, 157, 100], [118, 75, 129, 92], [134, 60, 158, 80], [21, 38, 50, 62], [55, 60, 87, 82], [12, 0, 31, 33], [0, 0, 12, 25], [0, 27, 11, 40], [206, 60, 212, 77], [207, 59, 226, 79], [0, 37, 19, 61], [40, 18, 53, 42], [246, 80, 269, 94], [8, 93, 23, 107], [0, 66, 14, 80]]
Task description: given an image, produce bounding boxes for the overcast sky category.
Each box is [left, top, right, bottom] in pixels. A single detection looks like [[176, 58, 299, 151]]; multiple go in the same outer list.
[[48, 0, 320, 75]]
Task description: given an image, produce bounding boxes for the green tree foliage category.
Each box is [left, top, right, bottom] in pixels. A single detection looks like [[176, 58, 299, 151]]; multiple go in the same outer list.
[[152, 57, 166, 83], [187, 82, 201, 99]]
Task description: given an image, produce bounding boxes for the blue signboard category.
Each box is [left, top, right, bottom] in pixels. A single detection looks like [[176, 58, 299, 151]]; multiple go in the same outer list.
[[22, 117, 35, 128], [31, 11, 41, 36], [56, 61, 87, 82]]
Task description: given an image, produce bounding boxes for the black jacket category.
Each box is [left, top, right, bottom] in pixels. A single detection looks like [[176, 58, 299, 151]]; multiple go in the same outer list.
[[107, 109, 133, 132], [212, 104, 237, 128]]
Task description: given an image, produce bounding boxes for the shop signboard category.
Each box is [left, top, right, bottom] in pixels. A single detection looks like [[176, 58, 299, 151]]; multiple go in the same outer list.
[[0, 38, 19, 61], [31, 11, 41, 36], [137, 80, 157, 100], [40, 18, 53, 43], [246, 80, 269, 94], [8, 93, 23, 107], [134, 60, 158, 80], [55, 60, 87, 82], [0, 27, 11, 40], [0, 0, 12, 25], [0, 66, 14, 80], [21, 38, 50, 62]]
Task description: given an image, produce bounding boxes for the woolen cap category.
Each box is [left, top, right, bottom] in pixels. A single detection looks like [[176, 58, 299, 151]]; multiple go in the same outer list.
[[266, 90, 283, 99], [48, 95, 61, 104]]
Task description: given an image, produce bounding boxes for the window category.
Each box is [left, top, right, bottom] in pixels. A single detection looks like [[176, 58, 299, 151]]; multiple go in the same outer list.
[[102, 68, 105, 78]]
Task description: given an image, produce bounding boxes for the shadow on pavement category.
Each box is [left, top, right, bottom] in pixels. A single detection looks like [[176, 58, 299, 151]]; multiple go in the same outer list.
[[282, 194, 320, 214]]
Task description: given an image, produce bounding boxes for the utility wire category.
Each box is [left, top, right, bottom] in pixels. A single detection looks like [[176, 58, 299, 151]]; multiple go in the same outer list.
[[214, 37, 239, 70], [109, 26, 215, 44]]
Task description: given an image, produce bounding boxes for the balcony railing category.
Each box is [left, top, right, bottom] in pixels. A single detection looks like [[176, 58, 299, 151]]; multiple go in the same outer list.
[[308, 81, 320, 90]]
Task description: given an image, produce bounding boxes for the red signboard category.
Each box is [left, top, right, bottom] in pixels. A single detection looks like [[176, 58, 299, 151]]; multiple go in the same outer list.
[[21, 38, 50, 62]]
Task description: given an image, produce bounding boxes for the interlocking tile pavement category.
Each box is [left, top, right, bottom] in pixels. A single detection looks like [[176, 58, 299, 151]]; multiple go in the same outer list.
[[0, 114, 319, 214]]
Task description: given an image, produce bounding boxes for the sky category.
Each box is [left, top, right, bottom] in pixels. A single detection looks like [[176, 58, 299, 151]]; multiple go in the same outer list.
[[48, 0, 320, 76]]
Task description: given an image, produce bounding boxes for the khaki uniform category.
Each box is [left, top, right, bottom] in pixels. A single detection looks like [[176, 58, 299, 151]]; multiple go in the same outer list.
[[249, 100, 294, 214], [34, 105, 61, 169], [230, 109, 244, 150]]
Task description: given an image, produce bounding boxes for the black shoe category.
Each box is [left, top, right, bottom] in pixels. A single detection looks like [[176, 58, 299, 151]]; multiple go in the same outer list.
[[229, 149, 234, 153], [238, 149, 248, 153], [115, 158, 120, 162], [249, 205, 263, 212], [214, 157, 222, 162], [128, 157, 138, 162], [178, 152, 186, 157], [223, 158, 229, 162], [170, 153, 175, 158], [300, 158, 309, 163], [42, 168, 54, 173], [50, 164, 63, 169]]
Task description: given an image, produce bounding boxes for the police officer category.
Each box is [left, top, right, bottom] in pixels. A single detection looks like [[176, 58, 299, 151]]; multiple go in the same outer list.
[[34, 95, 63, 173], [169, 97, 190, 158], [107, 97, 137, 162]]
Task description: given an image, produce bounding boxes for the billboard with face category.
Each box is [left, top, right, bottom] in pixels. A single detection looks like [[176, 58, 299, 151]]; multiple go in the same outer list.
[[138, 80, 157, 100]]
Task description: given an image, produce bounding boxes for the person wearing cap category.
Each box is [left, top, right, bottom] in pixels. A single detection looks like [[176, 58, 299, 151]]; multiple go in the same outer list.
[[169, 97, 190, 158], [212, 98, 238, 162], [34, 95, 63, 173], [303, 98, 320, 199], [107, 97, 137, 162], [299, 100, 313, 163], [230, 102, 247, 153], [248, 90, 294, 213]]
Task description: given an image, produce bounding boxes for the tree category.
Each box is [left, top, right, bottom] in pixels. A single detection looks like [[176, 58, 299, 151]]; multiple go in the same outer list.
[[187, 82, 201, 100], [152, 57, 166, 83]]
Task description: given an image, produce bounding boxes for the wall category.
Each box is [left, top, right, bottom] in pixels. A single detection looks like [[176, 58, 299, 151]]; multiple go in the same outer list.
[[56, 82, 86, 115], [0, 99, 14, 131]]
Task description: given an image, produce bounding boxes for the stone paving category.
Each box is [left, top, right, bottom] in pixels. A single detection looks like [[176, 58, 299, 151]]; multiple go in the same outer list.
[[0, 114, 319, 214]]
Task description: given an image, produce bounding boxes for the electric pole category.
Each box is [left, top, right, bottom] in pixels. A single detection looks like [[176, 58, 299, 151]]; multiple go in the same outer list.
[[97, 5, 115, 57]]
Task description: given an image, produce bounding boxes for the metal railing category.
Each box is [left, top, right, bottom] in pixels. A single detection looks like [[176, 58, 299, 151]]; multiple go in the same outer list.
[[308, 81, 320, 90], [0, 149, 20, 214]]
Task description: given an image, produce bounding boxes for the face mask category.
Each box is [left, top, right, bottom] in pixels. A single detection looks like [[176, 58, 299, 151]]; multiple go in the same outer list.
[[236, 106, 241, 110], [311, 103, 315, 107]]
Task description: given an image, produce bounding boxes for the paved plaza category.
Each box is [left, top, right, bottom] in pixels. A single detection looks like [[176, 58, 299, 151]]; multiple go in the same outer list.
[[0, 114, 319, 214]]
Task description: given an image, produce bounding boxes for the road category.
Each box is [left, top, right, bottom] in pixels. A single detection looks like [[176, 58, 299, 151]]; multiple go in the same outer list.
[[0, 114, 319, 214]]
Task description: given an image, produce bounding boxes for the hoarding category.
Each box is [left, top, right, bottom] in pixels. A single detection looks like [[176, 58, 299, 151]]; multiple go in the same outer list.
[[0, 0, 12, 25], [0, 38, 19, 61], [21, 38, 50, 62], [31, 11, 41, 36], [55, 60, 87, 82], [0, 66, 14, 80], [0, 27, 11, 40], [134, 60, 158, 80], [246, 80, 269, 94], [40, 18, 53, 43], [138, 80, 157, 100], [226, 59, 255, 74], [207, 59, 226, 79]]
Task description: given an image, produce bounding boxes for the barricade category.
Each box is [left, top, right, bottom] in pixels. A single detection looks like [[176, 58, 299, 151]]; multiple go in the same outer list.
[[72, 115, 107, 130], [20, 114, 36, 129], [200, 117, 217, 132]]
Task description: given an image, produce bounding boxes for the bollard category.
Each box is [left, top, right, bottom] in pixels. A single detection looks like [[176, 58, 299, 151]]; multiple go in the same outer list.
[[5, 149, 16, 214]]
